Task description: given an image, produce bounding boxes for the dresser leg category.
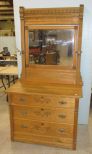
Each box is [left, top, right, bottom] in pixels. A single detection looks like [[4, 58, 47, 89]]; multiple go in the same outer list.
[[73, 143, 76, 150]]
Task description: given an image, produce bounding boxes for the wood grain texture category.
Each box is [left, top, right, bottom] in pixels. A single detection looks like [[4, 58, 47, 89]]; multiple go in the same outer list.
[[6, 5, 84, 150], [13, 119, 74, 138], [10, 92, 76, 108], [20, 6, 83, 25], [12, 106, 76, 124], [20, 5, 83, 85], [8, 94, 14, 141], [14, 132, 74, 149], [6, 80, 82, 97]]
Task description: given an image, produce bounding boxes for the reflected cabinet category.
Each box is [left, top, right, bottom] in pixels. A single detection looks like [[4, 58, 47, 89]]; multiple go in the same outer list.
[[7, 5, 84, 150]]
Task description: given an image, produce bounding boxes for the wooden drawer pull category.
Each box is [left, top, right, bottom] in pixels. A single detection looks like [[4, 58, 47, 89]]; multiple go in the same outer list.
[[21, 124, 28, 128], [59, 101, 67, 105], [58, 114, 66, 118], [41, 96, 44, 99], [58, 128, 65, 133], [41, 122, 44, 126]]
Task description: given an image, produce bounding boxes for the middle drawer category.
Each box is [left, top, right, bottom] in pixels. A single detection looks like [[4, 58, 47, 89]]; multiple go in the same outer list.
[[12, 106, 75, 124]]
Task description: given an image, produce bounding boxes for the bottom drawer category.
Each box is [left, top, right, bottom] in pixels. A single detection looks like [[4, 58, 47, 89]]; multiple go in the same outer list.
[[13, 132, 74, 149]]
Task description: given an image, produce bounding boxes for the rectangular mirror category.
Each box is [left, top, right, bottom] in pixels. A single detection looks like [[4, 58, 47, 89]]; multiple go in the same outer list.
[[29, 29, 74, 66]]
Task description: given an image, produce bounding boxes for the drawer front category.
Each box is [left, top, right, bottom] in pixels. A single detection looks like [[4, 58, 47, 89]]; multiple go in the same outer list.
[[11, 94, 75, 108], [14, 119, 74, 138], [13, 106, 75, 124], [14, 133, 73, 149]]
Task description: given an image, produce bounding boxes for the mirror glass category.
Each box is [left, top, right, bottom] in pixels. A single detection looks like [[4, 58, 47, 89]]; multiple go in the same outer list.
[[29, 29, 74, 66]]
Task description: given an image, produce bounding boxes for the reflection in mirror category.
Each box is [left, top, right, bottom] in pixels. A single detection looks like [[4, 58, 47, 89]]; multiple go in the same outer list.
[[29, 29, 74, 66]]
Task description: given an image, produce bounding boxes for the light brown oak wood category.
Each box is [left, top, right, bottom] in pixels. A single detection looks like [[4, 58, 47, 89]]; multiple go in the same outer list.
[[11, 93, 76, 108], [13, 119, 74, 138], [14, 132, 74, 149], [12, 106, 76, 124], [7, 81, 82, 97], [6, 5, 84, 150]]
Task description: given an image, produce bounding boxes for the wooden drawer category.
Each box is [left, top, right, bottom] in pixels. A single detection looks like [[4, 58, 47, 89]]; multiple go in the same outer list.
[[11, 93, 75, 108], [14, 132, 73, 149], [13, 119, 74, 138], [12, 106, 76, 124]]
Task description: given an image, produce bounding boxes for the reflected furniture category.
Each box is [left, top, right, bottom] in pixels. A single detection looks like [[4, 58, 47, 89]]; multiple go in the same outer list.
[[7, 5, 84, 149]]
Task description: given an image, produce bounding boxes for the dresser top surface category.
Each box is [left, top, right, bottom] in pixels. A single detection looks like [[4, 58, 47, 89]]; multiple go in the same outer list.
[[6, 80, 82, 97]]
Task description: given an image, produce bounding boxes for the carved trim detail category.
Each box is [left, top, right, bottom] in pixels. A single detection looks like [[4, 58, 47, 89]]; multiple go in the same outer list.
[[21, 6, 83, 18], [20, 7, 24, 20], [19, 5, 84, 25]]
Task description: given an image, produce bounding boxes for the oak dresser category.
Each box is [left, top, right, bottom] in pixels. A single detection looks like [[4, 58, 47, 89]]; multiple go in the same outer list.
[[7, 5, 84, 150]]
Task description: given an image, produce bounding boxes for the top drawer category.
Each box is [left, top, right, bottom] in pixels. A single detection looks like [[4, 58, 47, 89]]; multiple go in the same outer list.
[[10, 93, 75, 108]]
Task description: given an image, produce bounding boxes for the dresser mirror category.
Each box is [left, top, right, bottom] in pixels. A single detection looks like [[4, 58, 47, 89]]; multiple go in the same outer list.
[[28, 27, 76, 67]]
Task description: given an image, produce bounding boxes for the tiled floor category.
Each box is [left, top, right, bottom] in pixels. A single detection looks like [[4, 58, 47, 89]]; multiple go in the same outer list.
[[0, 92, 92, 154]]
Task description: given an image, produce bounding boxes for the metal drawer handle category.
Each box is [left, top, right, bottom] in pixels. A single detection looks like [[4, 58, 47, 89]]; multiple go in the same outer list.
[[58, 128, 65, 133], [59, 114, 66, 118], [59, 101, 67, 105], [57, 139, 63, 143], [20, 111, 28, 115], [20, 98, 25, 102], [21, 124, 28, 128]]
